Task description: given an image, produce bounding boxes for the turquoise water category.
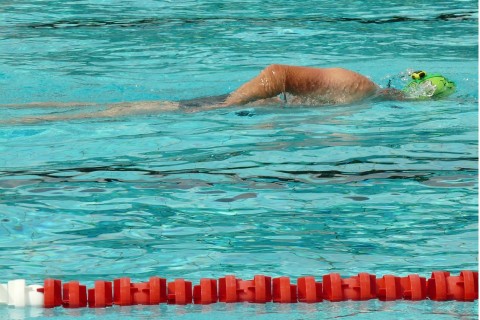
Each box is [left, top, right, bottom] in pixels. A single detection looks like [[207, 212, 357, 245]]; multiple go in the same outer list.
[[0, 0, 478, 319]]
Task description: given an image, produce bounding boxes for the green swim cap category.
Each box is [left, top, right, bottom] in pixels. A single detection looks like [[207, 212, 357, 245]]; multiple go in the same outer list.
[[403, 71, 456, 99]]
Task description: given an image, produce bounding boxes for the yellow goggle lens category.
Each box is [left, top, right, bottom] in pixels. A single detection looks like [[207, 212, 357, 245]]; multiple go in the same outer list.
[[412, 71, 426, 80]]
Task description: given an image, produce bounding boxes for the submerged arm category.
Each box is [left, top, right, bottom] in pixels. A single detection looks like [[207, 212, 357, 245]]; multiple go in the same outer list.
[[374, 88, 407, 101]]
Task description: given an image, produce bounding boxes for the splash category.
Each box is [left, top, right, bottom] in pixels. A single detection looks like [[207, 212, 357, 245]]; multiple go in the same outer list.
[[403, 80, 437, 99]]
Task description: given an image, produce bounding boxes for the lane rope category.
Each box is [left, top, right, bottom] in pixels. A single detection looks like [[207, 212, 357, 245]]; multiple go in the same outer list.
[[0, 271, 477, 308]]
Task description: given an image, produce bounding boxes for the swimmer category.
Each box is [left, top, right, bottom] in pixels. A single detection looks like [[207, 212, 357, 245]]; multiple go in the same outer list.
[[2, 65, 455, 123], [222, 65, 455, 106]]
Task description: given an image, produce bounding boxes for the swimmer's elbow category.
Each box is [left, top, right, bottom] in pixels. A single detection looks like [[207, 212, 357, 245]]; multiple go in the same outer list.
[[260, 64, 288, 95], [264, 64, 286, 73], [264, 64, 289, 83]]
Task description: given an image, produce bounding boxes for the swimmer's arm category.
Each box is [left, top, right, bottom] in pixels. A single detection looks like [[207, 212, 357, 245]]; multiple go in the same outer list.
[[374, 88, 407, 101], [224, 64, 288, 106], [2, 101, 98, 108], [3, 101, 182, 124]]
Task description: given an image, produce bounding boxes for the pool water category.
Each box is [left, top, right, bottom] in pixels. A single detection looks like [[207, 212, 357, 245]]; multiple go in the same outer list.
[[0, 0, 478, 319]]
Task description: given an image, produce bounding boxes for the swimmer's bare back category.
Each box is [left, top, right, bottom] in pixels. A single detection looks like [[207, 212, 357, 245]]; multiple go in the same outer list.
[[224, 64, 380, 106]]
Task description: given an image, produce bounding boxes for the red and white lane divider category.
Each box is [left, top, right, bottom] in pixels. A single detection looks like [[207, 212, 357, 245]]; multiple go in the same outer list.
[[0, 271, 477, 308]]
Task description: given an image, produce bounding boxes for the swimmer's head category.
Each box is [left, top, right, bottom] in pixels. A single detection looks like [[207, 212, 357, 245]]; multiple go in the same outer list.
[[402, 71, 456, 99]]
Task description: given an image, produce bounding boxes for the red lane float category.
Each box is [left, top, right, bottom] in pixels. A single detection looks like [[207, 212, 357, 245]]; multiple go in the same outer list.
[[429, 271, 478, 302], [297, 276, 322, 303], [218, 275, 273, 303], [273, 277, 297, 303], [88, 281, 112, 308], [113, 277, 167, 306], [376, 275, 402, 301], [167, 279, 192, 305], [0, 271, 476, 309], [401, 274, 427, 300], [323, 273, 377, 301], [62, 281, 87, 308], [193, 278, 218, 304], [37, 279, 62, 308]]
